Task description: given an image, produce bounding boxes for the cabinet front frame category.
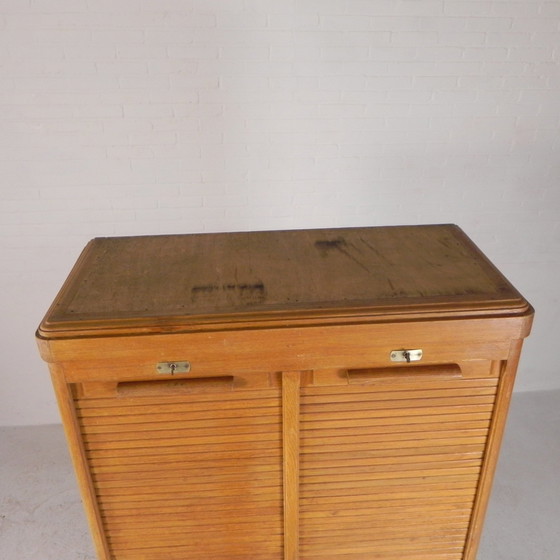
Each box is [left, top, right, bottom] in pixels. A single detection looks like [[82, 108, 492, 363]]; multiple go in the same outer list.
[[43, 316, 529, 560]]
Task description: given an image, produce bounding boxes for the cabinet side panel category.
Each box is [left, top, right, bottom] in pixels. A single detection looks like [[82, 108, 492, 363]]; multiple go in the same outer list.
[[49, 365, 111, 560], [463, 340, 524, 559]]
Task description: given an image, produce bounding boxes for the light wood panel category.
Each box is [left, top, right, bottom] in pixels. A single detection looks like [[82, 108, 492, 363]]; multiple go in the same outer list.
[[282, 371, 301, 560], [299, 365, 499, 560], [75, 376, 283, 560]]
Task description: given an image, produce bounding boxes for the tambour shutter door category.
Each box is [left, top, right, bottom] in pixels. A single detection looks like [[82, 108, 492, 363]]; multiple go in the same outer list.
[[74, 373, 284, 560], [299, 362, 500, 560]]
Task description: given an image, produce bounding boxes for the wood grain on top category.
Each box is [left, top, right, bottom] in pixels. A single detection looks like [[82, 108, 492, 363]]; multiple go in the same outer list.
[[38, 224, 529, 337]]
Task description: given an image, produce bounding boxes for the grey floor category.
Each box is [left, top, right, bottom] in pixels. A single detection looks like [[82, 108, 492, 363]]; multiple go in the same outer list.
[[1, 389, 559, 559]]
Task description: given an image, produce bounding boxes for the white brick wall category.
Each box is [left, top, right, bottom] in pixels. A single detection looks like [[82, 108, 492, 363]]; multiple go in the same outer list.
[[1, 0, 559, 425]]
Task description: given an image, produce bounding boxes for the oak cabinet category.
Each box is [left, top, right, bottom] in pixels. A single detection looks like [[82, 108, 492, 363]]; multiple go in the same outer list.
[[36, 225, 533, 560]]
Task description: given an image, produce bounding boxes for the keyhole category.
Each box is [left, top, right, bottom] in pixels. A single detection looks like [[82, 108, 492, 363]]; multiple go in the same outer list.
[[169, 363, 177, 375], [403, 351, 411, 363]]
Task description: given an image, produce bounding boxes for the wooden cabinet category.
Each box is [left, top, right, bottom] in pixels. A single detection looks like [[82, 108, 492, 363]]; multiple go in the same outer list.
[[36, 225, 533, 560]]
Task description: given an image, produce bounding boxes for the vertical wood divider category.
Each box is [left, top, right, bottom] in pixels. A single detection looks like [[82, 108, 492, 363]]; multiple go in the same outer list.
[[282, 370, 301, 560]]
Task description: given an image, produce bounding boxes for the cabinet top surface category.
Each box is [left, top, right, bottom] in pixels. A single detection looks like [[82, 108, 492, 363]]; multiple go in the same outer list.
[[38, 224, 531, 337]]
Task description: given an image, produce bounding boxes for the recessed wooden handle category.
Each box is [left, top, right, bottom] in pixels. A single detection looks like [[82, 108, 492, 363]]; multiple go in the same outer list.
[[347, 364, 462, 384], [117, 376, 234, 397]]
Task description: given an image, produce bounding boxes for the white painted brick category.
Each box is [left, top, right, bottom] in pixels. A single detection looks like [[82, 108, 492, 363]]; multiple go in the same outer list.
[[466, 17, 514, 32], [383, 61, 436, 75], [528, 60, 559, 77], [150, 61, 200, 80], [173, 103, 219, 120], [463, 46, 510, 61], [22, 27, 91, 47], [267, 13, 318, 31], [296, 31, 381, 49], [194, 28, 272, 48], [62, 44, 116, 60], [133, 207, 185, 226], [167, 45, 219, 60], [391, 31, 438, 46], [397, 0, 444, 16], [7, 43, 65, 60], [157, 196, 203, 209], [485, 31, 532, 46], [416, 46, 466, 61], [369, 16, 422, 32], [366, 75, 415, 90], [131, 159, 202, 184], [194, 0, 244, 13], [439, 31, 486, 46], [368, 46, 418, 61], [319, 15, 372, 32], [479, 61, 527, 75], [143, 28, 203, 48], [216, 12, 267, 29], [97, 61, 147, 76], [53, 11, 144, 27], [110, 198, 157, 214], [119, 74, 170, 90], [540, 1, 560, 17], [92, 28, 145, 45], [219, 74, 270, 92], [106, 145, 153, 159], [116, 45, 168, 60], [122, 103, 174, 119], [492, 1, 543, 17], [269, 44, 297, 62], [14, 72, 119, 91], [530, 31, 560, 46], [203, 194, 248, 207], [321, 46, 369, 61], [344, 1, 398, 16], [431, 61, 485, 75], [0, 0, 30, 11], [512, 17, 560, 32], [140, 0, 191, 12], [221, 45, 270, 61], [547, 73, 560, 89], [89, 0, 142, 11], [294, 0, 344, 14], [31, 0, 87, 10], [387, 90, 433, 104], [144, 89, 199, 105], [444, 1, 494, 17], [420, 17, 468, 32], [508, 46, 555, 62], [503, 74, 560, 91], [414, 75, 460, 89], [127, 130, 177, 145]]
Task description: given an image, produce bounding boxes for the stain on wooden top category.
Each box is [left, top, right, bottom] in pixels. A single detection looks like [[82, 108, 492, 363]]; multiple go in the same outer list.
[[37, 224, 531, 337]]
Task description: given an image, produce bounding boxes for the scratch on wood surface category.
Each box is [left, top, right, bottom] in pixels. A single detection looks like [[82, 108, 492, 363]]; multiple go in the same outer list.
[[360, 237, 394, 266], [314, 238, 370, 272]]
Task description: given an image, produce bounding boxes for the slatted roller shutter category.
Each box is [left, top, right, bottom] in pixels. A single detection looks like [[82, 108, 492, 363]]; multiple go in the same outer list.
[[73, 375, 283, 560], [299, 364, 500, 560]]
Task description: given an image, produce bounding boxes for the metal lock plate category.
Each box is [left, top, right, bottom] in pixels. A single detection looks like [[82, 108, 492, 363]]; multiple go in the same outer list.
[[390, 349, 423, 363], [156, 361, 191, 375]]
